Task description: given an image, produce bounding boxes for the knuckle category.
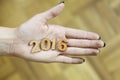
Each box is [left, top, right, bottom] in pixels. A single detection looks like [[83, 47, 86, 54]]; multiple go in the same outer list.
[[51, 11, 57, 17]]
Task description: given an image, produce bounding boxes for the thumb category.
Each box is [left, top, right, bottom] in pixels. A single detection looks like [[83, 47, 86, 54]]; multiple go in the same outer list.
[[41, 2, 64, 22]]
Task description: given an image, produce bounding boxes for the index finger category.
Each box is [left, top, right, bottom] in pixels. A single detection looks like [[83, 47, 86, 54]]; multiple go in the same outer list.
[[65, 28, 100, 40]]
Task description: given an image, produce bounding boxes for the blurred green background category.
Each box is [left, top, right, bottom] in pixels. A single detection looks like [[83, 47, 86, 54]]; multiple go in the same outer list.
[[0, 0, 120, 80]]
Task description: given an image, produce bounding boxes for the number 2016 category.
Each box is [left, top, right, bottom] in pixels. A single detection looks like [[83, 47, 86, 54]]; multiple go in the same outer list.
[[28, 38, 68, 53]]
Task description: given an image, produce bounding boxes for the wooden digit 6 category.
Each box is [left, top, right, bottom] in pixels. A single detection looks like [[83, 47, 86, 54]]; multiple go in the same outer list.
[[57, 39, 68, 52]]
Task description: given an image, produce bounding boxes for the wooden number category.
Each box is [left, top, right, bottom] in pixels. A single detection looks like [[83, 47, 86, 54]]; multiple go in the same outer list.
[[57, 39, 68, 52], [28, 40, 40, 53], [29, 38, 68, 53], [51, 38, 56, 50], [40, 38, 51, 51]]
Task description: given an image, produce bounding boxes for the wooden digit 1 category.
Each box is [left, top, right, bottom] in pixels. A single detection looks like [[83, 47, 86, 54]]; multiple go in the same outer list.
[[57, 39, 68, 52], [40, 38, 51, 51], [28, 40, 40, 53], [51, 38, 56, 50]]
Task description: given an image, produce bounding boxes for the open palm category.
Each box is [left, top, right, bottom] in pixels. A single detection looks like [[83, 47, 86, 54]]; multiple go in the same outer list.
[[11, 3, 105, 64]]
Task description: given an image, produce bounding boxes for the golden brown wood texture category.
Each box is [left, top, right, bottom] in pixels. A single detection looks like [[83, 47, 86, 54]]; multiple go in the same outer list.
[[29, 40, 41, 53], [0, 0, 120, 80], [57, 39, 67, 52]]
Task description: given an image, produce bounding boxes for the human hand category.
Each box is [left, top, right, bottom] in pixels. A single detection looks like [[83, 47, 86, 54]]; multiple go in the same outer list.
[[10, 3, 105, 64]]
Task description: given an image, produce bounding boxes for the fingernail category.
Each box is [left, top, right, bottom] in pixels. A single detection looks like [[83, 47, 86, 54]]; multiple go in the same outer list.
[[82, 59, 85, 62], [99, 36, 101, 40], [103, 42, 106, 47], [58, 1, 64, 4]]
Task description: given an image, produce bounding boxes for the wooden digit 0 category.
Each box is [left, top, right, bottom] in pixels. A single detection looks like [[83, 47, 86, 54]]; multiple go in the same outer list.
[[40, 38, 51, 51]]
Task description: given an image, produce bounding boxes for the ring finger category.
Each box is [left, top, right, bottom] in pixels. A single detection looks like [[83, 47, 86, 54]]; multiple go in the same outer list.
[[61, 47, 100, 56]]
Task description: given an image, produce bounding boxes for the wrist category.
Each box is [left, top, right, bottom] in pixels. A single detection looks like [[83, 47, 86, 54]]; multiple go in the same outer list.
[[0, 39, 12, 56], [0, 27, 16, 56]]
